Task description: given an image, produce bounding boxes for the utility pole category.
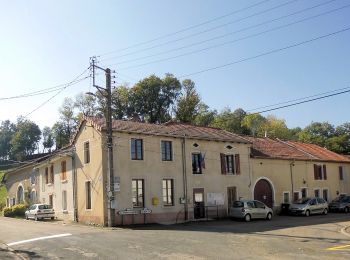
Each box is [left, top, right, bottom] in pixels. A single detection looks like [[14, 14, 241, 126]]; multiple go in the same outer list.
[[89, 58, 115, 227]]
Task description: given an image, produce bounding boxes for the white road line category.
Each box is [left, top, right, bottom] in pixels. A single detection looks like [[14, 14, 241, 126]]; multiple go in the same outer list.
[[7, 233, 72, 246]]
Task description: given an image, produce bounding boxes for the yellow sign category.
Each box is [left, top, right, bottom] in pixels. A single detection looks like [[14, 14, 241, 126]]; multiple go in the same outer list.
[[152, 197, 159, 206]]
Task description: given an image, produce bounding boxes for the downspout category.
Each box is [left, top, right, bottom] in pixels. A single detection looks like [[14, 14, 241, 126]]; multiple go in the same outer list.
[[290, 160, 295, 201], [71, 148, 78, 222], [181, 135, 188, 221]]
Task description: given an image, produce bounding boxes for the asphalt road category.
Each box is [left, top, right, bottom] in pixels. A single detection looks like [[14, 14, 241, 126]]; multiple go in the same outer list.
[[1, 213, 350, 259]]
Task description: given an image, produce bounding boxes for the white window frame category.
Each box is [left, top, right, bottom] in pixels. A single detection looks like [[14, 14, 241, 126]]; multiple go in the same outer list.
[[62, 190, 67, 211], [300, 187, 308, 198], [84, 140, 90, 164], [160, 140, 173, 162], [85, 180, 92, 210], [322, 188, 329, 202], [314, 188, 321, 198], [162, 178, 175, 207], [293, 191, 301, 202]]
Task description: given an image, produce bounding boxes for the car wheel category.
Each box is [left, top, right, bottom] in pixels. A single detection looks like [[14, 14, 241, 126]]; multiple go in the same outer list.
[[323, 208, 328, 215], [266, 213, 272, 220], [51, 217, 54, 220], [34, 215, 38, 221], [305, 210, 310, 217], [345, 207, 349, 213], [244, 214, 251, 222]]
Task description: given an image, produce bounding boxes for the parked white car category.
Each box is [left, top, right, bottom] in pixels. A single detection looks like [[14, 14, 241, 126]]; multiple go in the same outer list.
[[229, 200, 273, 222], [289, 198, 328, 216], [25, 204, 55, 221]]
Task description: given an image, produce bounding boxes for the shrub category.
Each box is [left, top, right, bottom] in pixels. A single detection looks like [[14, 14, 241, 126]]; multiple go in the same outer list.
[[3, 204, 27, 218]]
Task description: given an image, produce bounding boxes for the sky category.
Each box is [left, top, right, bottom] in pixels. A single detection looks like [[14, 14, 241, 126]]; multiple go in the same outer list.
[[0, 0, 349, 130]]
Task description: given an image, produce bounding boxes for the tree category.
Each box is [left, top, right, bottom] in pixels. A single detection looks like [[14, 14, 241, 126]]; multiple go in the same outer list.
[[10, 118, 41, 160], [0, 120, 16, 159], [52, 122, 71, 149], [42, 127, 54, 152], [131, 74, 182, 123], [74, 92, 97, 118], [111, 85, 133, 119], [298, 122, 335, 147], [241, 114, 267, 137], [175, 79, 201, 123], [211, 108, 249, 134], [263, 115, 291, 139], [193, 103, 217, 127]]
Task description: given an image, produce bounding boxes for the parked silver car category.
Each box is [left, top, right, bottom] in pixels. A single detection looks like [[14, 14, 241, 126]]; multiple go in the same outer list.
[[25, 204, 55, 221], [229, 200, 273, 222], [329, 195, 350, 213], [289, 198, 328, 216]]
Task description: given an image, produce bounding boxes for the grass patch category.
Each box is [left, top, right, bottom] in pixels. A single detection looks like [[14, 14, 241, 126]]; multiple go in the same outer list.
[[0, 171, 7, 212]]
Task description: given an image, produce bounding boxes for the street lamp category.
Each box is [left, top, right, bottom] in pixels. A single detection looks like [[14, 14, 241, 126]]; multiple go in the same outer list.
[[88, 63, 115, 227]]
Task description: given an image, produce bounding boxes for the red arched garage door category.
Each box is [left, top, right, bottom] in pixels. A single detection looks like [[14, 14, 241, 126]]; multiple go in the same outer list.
[[254, 179, 273, 208]]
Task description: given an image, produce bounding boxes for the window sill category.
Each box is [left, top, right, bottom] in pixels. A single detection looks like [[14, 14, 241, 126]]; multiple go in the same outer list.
[[61, 179, 68, 183], [47, 183, 53, 186], [62, 210, 68, 214]]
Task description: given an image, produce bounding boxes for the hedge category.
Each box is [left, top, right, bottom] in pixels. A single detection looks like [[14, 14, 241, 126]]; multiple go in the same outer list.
[[3, 204, 27, 217]]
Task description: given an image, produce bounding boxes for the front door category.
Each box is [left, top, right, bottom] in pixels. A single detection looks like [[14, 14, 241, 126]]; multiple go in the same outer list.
[[254, 179, 273, 208], [193, 188, 205, 219], [227, 187, 237, 214]]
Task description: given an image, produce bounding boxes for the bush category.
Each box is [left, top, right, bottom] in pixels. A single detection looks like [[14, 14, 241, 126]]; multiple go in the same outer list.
[[3, 204, 27, 218]]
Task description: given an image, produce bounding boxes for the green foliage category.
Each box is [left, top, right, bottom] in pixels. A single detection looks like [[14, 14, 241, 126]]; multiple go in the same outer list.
[[0, 172, 6, 211], [211, 108, 250, 134], [3, 204, 27, 218], [298, 122, 335, 147], [176, 79, 201, 123], [10, 117, 41, 161], [42, 126, 54, 152], [0, 120, 16, 159], [193, 103, 217, 127]]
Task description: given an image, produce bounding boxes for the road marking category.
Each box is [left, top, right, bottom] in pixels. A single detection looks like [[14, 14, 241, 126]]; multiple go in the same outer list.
[[7, 233, 72, 246], [326, 244, 350, 251]]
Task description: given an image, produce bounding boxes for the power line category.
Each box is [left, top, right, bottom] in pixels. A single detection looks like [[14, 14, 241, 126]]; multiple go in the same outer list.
[[96, 0, 272, 57], [100, 0, 299, 61], [178, 26, 350, 78], [251, 88, 350, 115], [247, 86, 350, 112], [0, 67, 91, 101], [115, 4, 349, 70], [105, 0, 337, 66]]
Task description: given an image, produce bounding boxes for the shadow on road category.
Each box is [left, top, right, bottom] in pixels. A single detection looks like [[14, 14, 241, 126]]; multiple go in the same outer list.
[[124, 213, 350, 236]]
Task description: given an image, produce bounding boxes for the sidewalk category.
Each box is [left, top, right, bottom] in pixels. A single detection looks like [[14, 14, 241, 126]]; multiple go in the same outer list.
[[0, 243, 25, 260]]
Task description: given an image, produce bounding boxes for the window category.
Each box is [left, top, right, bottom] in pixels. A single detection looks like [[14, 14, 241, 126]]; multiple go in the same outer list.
[[50, 164, 54, 184], [161, 141, 172, 161], [45, 167, 49, 184], [62, 190, 67, 211], [220, 153, 240, 175], [283, 192, 290, 203], [131, 139, 143, 160], [339, 166, 344, 180], [84, 141, 90, 164], [322, 189, 329, 202], [31, 190, 36, 203], [314, 189, 320, 198], [61, 161, 67, 180], [313, 164, 327, 180], [86, 181, 92, 210], [192, 153, 202, 174], [293, 192, 299, 202], [132, 179, 144, 207], [255, 201, 266, 208], [6, 198, 9, 207], [247, 201, 255, 208], [49, 194, 53, 207], [301, 188, 307, 198], [12, 198, 15, 206], [162, 179, 174, 206]]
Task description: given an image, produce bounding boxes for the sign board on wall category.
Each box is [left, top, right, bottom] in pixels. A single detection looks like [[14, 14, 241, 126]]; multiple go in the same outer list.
[[114, 176, 120, 192], [207, 193, 225, 206]]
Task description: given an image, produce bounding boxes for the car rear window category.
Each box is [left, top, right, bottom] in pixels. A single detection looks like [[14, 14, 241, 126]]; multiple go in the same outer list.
[[38, 205, 52, 210], [232, 201, 244, 207]]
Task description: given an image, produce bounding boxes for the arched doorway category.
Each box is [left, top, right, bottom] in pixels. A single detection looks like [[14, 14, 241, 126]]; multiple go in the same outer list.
[[17, 185, 24, 204], [254, 179, 273, 208]]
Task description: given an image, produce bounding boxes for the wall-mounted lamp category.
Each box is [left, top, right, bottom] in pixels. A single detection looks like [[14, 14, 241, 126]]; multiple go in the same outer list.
[[193, 143, 199, 147]]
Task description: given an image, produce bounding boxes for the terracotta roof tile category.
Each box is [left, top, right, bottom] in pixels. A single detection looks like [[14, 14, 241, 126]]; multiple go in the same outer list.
[[84, 117, 249, 143]]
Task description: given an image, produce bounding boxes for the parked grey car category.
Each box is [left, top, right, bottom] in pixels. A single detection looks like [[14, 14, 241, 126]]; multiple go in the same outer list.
[[25, 204, 55, 221], [329, 195, 350, 213], [289, 198, 328, 216], [229, 200, 273, 222]]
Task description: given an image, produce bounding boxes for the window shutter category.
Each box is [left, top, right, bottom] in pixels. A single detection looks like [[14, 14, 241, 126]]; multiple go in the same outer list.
[[339, 166, 344, 180], [323, 165, 327, 180], [313, 164, 318, 180], [235, 154, 241, 175], [220, 153, 226, 175]]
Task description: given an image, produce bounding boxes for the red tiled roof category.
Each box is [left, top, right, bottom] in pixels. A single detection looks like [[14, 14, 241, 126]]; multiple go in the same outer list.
[[286, 141, 350, 163], [83, 116, 250, 143]]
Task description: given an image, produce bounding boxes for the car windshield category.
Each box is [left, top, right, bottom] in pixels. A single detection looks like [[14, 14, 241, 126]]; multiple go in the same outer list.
[[332, 196, 349, 203], [38, 204, 52, 210], [294, 198, 310, 204], [232, 201, 244, 208]]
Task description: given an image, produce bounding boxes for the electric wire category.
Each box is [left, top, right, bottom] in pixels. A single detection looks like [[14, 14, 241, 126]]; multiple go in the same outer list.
[[99, 0, 299, 61], [97, 0, 272, 57], [178, 26, 350, 78], [105, 0, 338, 66], [115, 4, 350, 70]]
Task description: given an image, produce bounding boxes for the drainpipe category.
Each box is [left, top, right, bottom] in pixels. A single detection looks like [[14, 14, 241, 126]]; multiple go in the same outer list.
[[181, 136, 188, 221], [290, 160, 295, 200], [71, 148, 78, 222]]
